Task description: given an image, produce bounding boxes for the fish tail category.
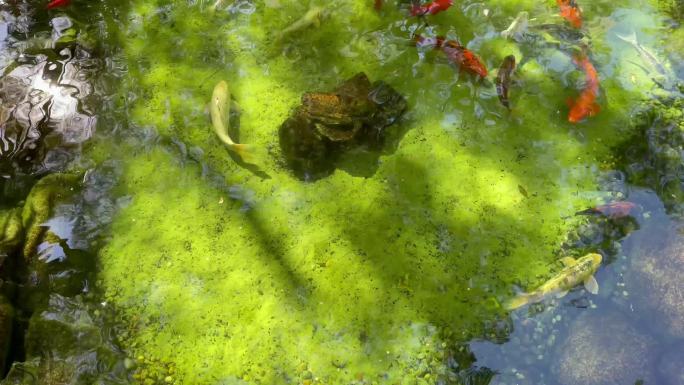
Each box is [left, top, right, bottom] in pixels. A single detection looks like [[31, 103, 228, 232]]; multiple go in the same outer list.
[[616, 30, 638, 46], [230, 143, 266, 166], [575, 208, 598, 216], [504, 293, 533, 310]]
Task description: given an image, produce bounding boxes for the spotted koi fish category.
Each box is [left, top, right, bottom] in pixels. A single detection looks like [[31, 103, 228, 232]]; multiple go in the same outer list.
[[415, 35, 487, 78], [505, 253, 602, 310]]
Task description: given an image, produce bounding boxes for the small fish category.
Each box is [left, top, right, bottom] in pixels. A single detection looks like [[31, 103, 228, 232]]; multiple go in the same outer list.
[[532, 23, 587, 43], [557, 0, 582, 28], [210, 80, 258, 164], [496, 55, 516, 109], [501, 11, 529, 40], [277, 6, 326, 41], [374, 0, 382, 11], [410, 0, 453, 16], [567, 54, 600, 123], [505, 253, 602, 310], [576, 201, 637, 219], [615, 31, 668, 78], [47, 0, 70, 9]]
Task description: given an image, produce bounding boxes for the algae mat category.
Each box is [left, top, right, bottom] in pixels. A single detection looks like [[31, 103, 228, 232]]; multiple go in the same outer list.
[[97, 0, 666, 383]]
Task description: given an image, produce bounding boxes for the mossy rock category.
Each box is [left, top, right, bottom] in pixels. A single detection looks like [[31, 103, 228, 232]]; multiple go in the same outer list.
[[21, 173, 80, 263], [0, 208, 22, 262]]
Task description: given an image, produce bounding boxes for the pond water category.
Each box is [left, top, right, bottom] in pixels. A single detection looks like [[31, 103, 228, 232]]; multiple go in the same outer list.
[[0, 0, 682, 384]]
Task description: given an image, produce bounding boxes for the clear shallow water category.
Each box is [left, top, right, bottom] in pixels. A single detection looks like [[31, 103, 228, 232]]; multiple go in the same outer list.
[[0, 0, 682, 384]]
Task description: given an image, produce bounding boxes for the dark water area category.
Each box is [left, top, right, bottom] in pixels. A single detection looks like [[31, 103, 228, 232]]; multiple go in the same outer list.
[[0, 0, 683, 384]]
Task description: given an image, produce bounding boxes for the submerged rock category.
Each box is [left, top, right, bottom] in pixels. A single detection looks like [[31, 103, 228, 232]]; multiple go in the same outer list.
[[656, 342, 684, 385], [2, 294, 129, 385], [627, 227, 684, 338], [279, 72, 406, 180], [14, 173, 84, 312], [554, 310, 656, 385]]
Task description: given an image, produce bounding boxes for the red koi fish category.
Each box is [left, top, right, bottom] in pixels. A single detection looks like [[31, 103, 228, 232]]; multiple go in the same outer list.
[[415, 35, 488, 78], [410, 0, 453, 16], [576, 201, 637, 219], [47, 0, 70, 9], [567, 54, 600, 123], [374, 0, 382, 10], [557, 0, 582, 28]]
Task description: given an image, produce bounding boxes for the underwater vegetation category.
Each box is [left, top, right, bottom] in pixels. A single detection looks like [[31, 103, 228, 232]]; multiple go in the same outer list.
[[0, 0, 682, 384], [617, 84, 684, 216]]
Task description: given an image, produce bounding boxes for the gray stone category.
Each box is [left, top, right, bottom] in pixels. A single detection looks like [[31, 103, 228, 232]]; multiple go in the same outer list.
[[656, 341, 684, 385], [554, 310, 656, 385], [629, 229, 684, 338]]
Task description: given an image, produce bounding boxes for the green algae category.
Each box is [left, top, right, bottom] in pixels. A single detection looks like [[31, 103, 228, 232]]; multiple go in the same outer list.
[[94, 0, 667, 383]]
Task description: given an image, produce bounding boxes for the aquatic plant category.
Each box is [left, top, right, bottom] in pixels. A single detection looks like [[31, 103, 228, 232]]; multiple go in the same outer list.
[[617, 84, 684, 216]]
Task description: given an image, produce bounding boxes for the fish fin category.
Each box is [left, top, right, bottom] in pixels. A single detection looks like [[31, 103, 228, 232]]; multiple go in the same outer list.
[[555, 290, 569, 298], [588, 102, 600, 116], [229, 143, 267, 166], [615, 30, 638, 46], [231, 100, 242, 113], [584, 275, 599, 294], [503, 293, 531, 310], [559, 257, 577, 267]]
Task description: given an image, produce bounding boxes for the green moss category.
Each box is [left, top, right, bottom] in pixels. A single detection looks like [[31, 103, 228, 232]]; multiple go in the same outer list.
[[95, 0, 665, 383]]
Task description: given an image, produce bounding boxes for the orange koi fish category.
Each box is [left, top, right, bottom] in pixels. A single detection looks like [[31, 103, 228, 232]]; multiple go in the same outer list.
[[415, 35, 487, 78], [410, 0, 454, 16], [557, 0, 582, 28], [567, 54, 600, 123], [576, 201, 637, 219]]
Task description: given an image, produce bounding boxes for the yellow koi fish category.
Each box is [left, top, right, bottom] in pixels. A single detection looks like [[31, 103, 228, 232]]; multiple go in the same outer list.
[[505, 253, 602, 310], [210, 80, 258, 165]]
